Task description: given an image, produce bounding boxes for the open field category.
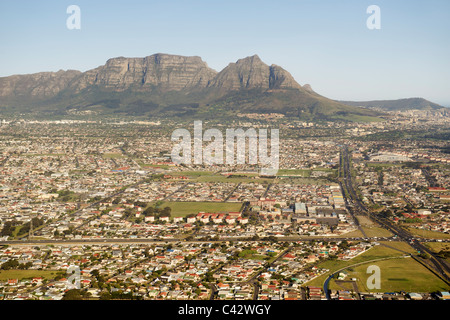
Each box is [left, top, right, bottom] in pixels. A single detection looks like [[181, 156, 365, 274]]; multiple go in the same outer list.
[[196, 175, 273, 184], [276, 169, 311, 177], [406, 227, 450, 240], [366, 162, 402, 168], [341, 257, 450, 292], [424, 242, 450, 264], [360, 226, 394, 238], [356, 215, 375, 227], [342, 226, 393, 238], [169, 171, 214, 177], [304, 243, 419, 288], [0, 270, 63, 281], [137, 162, 170, 169], [275, 177, 334, 185], [425, 242, 450, 253], [102, 152, 125, 159], [150, 201, 243, 217]]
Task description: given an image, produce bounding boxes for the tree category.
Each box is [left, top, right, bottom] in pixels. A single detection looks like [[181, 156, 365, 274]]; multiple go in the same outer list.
[[62, 289, 83, 300], [160, 206, 172, 217], [100, 291, 112, 300], [1, 259, 19, 270], [143, 206, 155, 216]]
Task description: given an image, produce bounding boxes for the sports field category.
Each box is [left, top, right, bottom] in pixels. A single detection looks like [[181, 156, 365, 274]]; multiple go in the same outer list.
[[151, 201, 243, 217], [0, 270, 63, 281]]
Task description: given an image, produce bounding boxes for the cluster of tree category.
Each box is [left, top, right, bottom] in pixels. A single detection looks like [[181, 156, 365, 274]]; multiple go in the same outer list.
[[418, 252, 431, 259], [143, 206, 172, 218], [56, 189, 77, 202], [62, 289, 90, 300], [404, 218, 422, 223], [0, 220, 19, 237], [17, 217, 45, 237], [436, 250, 450, 259], [338, 240, 350, 250], [1, 259, 33, 270]]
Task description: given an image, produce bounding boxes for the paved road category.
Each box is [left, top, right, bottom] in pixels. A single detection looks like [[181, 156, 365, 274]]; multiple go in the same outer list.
[[17, 176, 153, 240], [323, 255, 410, 300], [340, 145, 450, 285]]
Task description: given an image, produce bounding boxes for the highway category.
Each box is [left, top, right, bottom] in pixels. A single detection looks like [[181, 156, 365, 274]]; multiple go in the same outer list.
[[339, 145, 450, 285], [1, 235, 447, 247]]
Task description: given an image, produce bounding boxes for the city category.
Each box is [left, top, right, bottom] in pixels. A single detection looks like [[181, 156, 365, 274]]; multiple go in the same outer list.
[[0, 112, 448, 301], [0, 2, 449, 314]]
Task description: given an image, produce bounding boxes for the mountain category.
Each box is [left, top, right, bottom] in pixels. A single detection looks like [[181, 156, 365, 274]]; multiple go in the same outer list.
[[0, 53, 382, 121], [207, 55, 301, 90], [338, 98, 444, 111]]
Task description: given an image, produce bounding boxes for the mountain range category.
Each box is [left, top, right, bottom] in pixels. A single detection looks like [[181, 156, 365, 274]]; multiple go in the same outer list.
[[339, 98, 445, 112], [0, 53, 439, 121]]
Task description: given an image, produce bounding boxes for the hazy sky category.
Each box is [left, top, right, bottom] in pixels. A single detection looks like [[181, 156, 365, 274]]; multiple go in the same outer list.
[[1, 0, 449, 106]]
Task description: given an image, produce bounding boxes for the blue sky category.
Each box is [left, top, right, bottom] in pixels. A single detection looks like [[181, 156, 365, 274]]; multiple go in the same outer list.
[[1, 0, 449, 106]]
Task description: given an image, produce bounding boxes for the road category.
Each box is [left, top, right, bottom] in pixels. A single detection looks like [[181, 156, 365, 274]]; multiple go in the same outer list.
[[2, 235, 448, 247], [338, 148, 368, 238], [23, 176, 156, 240], [339, 145, 450, 285], [323, 255, 410, 300]]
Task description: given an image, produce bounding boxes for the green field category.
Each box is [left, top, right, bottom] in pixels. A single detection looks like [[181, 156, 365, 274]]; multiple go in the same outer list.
[[366, 162, 402, 168], [342, 257, 450, 292], [276, 169, 311, 177], [169, 171, 214, 177], [151, 201, 243, 217], [137, 162, 170, 169], [0, 270, 63, 281], [305, 242, 449, 292], [424, 242, 450, 264], [305, 243, 416, 286], [102, 153, 125, 159], [195, 174, 273, 184], [275, 177, 333, 185], [406, 227, 450, 240]]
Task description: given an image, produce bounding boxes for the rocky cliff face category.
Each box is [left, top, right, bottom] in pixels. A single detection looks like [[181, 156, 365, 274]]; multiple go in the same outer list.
[[207, 55, 302, 90], [69, 54, 218, 92], [0, 53, 382, 121], [0, 53, 302, 99]]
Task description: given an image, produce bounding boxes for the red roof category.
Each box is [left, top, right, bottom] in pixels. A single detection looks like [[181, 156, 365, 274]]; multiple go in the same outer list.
[[429, 187, 446, 191]]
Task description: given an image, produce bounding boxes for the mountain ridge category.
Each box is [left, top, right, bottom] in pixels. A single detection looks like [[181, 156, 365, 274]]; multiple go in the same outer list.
[[0, 53, 382, 121], [338, 98, 445, 111]]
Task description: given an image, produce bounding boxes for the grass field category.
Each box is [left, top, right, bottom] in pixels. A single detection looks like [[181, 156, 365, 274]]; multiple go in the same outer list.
[[424, 242, 450, 264], [137, 162, 170, 169], [0, 270, 63, 281], [360, 226, 394, 238], [195, 174, 274, 184], [151, 201, 243, 217], [366, 162, 402, 168], [102, 153, 125, 159], [276, 169, 311, 177], [342, 257, 450, 292], [425, 242, 450, 253], [306, 242, 449, 292], [169, 171, 214, 177], [406, 227, 450, 240], [275, 177, 334, 185], [343, 226, 393, 238]]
